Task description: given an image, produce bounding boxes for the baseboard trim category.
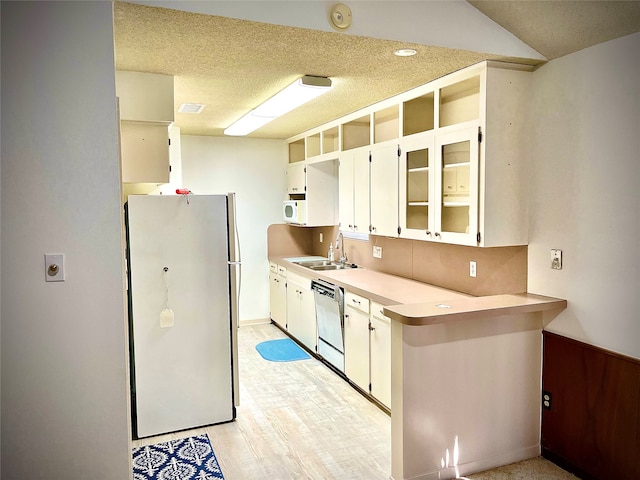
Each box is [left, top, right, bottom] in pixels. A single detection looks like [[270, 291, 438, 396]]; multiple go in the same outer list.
[[542, 448, 595, 480], [404, 445, 540, 480], [239, 318, 271, 326]]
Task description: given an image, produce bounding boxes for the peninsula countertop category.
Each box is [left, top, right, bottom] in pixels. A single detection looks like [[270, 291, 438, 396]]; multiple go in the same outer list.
[[271, 256, 567, 326]]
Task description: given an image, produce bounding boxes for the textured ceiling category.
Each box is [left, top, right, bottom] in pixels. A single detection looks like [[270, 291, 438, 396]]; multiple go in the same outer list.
[[469, 1, 640, 60], [113, 1, 640, 140]]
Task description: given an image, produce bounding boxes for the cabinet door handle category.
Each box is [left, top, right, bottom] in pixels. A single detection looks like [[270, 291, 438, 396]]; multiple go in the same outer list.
[[369, 324, 376, 331], [435, 232, 441, 237], [425, 230, 431, 236]]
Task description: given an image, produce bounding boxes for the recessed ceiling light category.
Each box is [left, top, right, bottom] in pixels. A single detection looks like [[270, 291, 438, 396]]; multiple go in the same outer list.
[[394, 48, 417, 57], [178, 103, 206, 114]]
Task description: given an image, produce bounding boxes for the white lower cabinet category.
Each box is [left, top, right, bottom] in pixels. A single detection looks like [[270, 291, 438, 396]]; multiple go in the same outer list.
[[369, 301, 391, 409], [344, 291, 370, 392], [269, 265, 391, 409], [285, 270, 317, 352], [344, 292, 392, 409], [269, 262, 287, 328]]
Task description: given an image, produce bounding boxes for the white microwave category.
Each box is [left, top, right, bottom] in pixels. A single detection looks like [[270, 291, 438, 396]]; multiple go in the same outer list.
[[283, 200, 307, 225]]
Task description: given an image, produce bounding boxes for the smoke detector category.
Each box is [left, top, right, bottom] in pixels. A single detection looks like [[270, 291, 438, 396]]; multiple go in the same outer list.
[[329, 3, 352, 30]]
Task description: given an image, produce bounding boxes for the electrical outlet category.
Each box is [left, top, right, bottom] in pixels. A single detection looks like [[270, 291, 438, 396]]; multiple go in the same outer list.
[[551, 249, 562, 270], [373, 246, 382, 259], [469, 261, 477, 278], [319, 233, 323, 243], [542, 391, 552, 410]]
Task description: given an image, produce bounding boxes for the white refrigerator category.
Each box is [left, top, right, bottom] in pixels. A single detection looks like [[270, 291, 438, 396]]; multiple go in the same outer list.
[[126, 193, 240, 438]]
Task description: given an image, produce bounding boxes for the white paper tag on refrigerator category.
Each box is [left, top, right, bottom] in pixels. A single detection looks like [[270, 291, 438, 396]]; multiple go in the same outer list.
[[160, 308, 175, 328]]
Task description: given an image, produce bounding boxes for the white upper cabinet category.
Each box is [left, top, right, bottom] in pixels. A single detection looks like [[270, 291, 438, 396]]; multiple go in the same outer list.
[[116, 70, 175, 184], [398, 64, 530, 246], [287, 159, 339, 227], [288, 61, 532, 247], [370, 143, 400, 237], [339, 148, 370, 235], [399, 132, 435, 240], [120, 122, 170, 184], [287, 162, 306, 195], [434, 124, 480, 246]]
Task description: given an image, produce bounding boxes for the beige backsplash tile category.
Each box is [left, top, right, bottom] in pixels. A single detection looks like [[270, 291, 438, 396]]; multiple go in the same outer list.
[[411, 240, 527, 295], [268, 225, 527, 296]]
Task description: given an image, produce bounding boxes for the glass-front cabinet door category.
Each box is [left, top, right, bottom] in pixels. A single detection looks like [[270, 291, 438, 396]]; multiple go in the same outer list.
[[399, 133, 435, 240], [434, 123, 479, 246]]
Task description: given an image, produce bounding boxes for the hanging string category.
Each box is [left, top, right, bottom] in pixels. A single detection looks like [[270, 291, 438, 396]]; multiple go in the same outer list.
[[163, 266, 170, 310]]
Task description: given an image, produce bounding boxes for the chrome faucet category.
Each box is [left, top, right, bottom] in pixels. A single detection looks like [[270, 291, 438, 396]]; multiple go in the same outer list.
[[336, 232, 347, 265]]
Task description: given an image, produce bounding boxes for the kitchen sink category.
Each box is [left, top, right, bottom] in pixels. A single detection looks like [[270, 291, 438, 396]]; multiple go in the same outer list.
[[294, 259, 358, 271]]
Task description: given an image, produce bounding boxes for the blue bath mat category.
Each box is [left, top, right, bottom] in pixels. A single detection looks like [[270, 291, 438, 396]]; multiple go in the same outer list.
[[255, 338, 310, 362], [132, 433, 224, 479]]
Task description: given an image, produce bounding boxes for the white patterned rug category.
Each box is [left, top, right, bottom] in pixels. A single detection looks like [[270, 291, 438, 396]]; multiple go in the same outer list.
[[132, 434, 224, 480]]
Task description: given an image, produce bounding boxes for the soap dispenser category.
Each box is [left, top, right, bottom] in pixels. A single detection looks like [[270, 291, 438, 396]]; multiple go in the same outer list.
[[328, 242, 334, 262]]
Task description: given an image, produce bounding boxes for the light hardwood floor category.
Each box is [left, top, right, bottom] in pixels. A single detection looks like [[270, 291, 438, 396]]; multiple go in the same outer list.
[[133, 323, 577, 480]]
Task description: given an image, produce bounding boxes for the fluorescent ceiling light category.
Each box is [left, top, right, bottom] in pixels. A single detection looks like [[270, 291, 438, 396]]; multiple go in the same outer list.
[[224, 75, 332, 136]]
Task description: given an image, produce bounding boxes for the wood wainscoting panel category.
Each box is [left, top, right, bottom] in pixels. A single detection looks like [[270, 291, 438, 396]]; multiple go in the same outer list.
[[542, 332, 640, 480]]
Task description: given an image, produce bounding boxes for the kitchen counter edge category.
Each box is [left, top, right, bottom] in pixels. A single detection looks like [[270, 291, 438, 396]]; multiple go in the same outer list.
[[271, 256, 567, 326]]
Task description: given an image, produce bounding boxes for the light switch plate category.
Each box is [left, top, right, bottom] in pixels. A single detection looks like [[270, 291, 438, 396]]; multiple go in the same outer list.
[[373, 246, 382, 259], [551, 249, 562, 270], [45, 253, 65, 282], [470, 261, 477, 278]]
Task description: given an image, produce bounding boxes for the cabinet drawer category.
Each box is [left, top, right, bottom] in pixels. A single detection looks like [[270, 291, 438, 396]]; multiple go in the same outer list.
[[371, 301, 390, 321], [345, 291, 370, 314]]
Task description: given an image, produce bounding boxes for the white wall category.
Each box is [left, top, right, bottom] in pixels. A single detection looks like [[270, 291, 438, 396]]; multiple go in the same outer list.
[[528, 33, 640, 359], [181, 135, 288, 322], [1, 2, 131, 478]]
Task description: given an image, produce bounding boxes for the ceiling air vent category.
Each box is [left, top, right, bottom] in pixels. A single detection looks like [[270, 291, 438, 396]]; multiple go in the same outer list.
[[178, 103, 206, 114]]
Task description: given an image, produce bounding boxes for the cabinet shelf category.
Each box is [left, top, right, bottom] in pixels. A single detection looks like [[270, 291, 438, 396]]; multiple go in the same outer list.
[[442, 201, 470, 207], [307, 133, 321, 157], [343, 115, 371, 151], [408, 166, 429, 173], [443, 162, 470, 169], [403, 92, 435, 136], [374, 106, 399, 144], [408, 201, 429, 206]]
